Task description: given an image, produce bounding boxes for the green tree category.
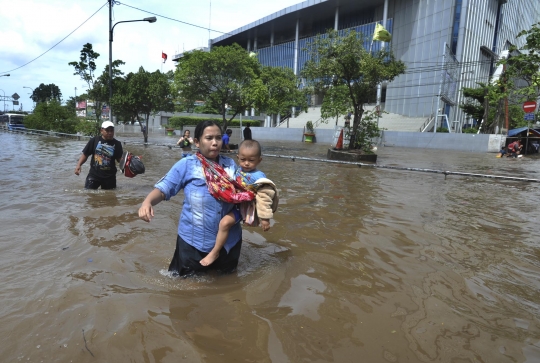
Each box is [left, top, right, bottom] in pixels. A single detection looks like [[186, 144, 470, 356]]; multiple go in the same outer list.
[[319, 84, 351, 126], [24, 100, 77, 133], [31, 83, 62, 103], [173, 44, 266, 132], [301, 29, 406, 151], [459, 83, 488, 122], [498, 22, 540, 103], [114, 67, 173, 142], [259, 66, 307, 118], [69, 43, 105, 131]]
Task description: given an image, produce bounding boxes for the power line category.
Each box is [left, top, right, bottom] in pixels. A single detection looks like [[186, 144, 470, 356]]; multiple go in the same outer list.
[[118, 1, 227, 34], [0, 1, 109, 74], [0, 0, 504, 89]]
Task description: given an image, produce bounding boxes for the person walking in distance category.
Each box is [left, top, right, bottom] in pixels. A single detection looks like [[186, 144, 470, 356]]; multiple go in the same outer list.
[[74, 121, 123, 189]]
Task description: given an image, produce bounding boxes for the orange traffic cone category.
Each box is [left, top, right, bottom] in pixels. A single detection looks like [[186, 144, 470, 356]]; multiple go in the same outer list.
[[335, 129, 344, 150]]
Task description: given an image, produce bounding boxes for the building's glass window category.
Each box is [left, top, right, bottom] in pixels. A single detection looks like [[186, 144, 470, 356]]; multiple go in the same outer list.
[[257, 19, 393, 74], [451, 0, 462, 54]]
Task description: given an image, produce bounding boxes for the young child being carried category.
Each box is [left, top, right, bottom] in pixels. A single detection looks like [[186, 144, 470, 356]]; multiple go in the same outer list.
[[200, 139, 278, 266]]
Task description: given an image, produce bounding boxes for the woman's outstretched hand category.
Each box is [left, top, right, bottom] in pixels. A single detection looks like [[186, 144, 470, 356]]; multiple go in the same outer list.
[[138, 189, 164, 222]]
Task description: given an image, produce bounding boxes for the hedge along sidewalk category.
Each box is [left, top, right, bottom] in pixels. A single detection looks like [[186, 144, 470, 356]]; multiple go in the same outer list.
[[167, 115, 262, 129]]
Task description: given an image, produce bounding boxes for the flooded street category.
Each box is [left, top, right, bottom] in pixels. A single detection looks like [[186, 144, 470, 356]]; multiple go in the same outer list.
[[1, 130, 540, 363]]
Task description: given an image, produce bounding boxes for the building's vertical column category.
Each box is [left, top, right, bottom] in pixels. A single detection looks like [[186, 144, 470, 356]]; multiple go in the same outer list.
[[269, 23, 275, 127], [334, 6, 339, 30], [293, 18, 299, 76], [246, 37, 251, 117], [293, 18, 300, 120], [252, 30, 257, 117], [376, 0, 389, 124], [254, 29, 258, 51]]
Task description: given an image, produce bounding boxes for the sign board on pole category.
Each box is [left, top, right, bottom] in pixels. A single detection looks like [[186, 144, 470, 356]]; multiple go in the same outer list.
[[524, 113, 535, 121], [523, 100, 537, 113]]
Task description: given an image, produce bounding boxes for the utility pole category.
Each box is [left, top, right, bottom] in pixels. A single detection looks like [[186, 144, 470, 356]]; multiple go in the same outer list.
[[109, 0, 113, 122], [434, 43, 447, 133]]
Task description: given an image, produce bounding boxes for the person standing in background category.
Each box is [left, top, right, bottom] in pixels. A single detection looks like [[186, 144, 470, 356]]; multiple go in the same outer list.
[[176, 129, 194, 157], [243, 124, 252, 140], [222, 129, 233, 152]]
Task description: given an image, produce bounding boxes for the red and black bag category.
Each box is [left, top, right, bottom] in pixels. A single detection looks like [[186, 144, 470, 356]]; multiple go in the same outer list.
[[120, 151, 145, 178]]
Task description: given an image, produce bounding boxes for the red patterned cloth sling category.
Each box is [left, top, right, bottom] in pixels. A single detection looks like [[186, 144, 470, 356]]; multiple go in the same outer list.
[[196, 152, 255, 204]]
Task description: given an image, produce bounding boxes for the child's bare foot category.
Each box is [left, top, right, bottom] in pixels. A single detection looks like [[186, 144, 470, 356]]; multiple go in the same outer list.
[[200, 251, 219, 266]]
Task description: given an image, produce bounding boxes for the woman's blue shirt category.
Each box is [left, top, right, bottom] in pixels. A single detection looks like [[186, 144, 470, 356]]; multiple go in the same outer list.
[[154, 154, 241, 253]]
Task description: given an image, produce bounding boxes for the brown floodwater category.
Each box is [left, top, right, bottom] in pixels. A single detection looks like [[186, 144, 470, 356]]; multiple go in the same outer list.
[[1, 130, 540, 363]]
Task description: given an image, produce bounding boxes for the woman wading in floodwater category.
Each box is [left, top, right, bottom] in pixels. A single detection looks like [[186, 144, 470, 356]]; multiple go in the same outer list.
[[138, 120, 253, 276]]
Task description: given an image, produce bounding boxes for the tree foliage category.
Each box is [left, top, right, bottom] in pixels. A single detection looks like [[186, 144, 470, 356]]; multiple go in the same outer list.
[[173, 44, 267, 132], [69, 43, 107, 130], [69, 43, 126, 135], [301, 29, 406, 151], [319, 84, 351, 125], [459, 83, 488, 122], [24, 100, 77, 133], [259, 66, 307, 116], [498, 22, 540, 102], [31, 83, 62, 103], [113, 67, 173, 142], [69, 43, 103, 128]]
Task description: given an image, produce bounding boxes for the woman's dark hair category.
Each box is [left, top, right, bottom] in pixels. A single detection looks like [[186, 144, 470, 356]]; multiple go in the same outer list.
[[194, 120, 221, 140]]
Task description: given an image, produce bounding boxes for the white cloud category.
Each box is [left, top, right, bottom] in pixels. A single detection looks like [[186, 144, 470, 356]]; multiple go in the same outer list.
[[0, 0, 302, 111]]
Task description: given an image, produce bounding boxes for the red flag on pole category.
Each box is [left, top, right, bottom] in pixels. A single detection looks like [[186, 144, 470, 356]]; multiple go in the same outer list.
[[162, 52, 167, 63]]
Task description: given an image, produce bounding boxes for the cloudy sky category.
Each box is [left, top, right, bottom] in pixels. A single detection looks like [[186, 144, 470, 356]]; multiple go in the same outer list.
[[0, 0, 302, 112]]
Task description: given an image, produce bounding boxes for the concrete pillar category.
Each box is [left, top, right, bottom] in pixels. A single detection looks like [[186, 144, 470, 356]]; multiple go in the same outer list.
[[293, 18, 299, 76], [270, 24, 274, 46], [254, 29, 257, 51], [334, 7, 339, 30], [247, 38, 251, 52]]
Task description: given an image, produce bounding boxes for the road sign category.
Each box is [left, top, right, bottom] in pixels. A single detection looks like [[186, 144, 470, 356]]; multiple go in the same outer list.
[[524, 113, 535, 121], [523, 100, 537, 113]]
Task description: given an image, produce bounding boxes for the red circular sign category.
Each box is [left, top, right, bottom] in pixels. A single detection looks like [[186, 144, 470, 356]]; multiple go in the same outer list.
[[523, 101, 537, 113]]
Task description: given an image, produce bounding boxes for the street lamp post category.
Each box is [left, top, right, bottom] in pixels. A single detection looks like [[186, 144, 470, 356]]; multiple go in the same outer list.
[[108, 0, 156, 123], [0, 74, 9, 78]]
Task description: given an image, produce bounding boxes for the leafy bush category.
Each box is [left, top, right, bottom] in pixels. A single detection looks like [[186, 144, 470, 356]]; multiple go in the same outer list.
[[350, 109, 381, 153], [76, 120, 100, 136], [305, 121, 314, 133], [463, 127, 478, 134], [24, 100, 78, 133], [168, 116, 261, 129], [436, 127, 449, 133]]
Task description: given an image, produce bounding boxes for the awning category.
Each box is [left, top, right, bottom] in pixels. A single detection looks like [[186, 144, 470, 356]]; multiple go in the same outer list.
[[508, 127, 540, 137]]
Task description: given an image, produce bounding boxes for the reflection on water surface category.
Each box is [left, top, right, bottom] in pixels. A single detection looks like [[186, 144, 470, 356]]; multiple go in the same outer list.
[[1, 131, 540, 362]]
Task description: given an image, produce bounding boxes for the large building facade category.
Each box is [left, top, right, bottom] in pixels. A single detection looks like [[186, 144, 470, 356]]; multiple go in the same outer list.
[[211, 0, 540, 130]]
